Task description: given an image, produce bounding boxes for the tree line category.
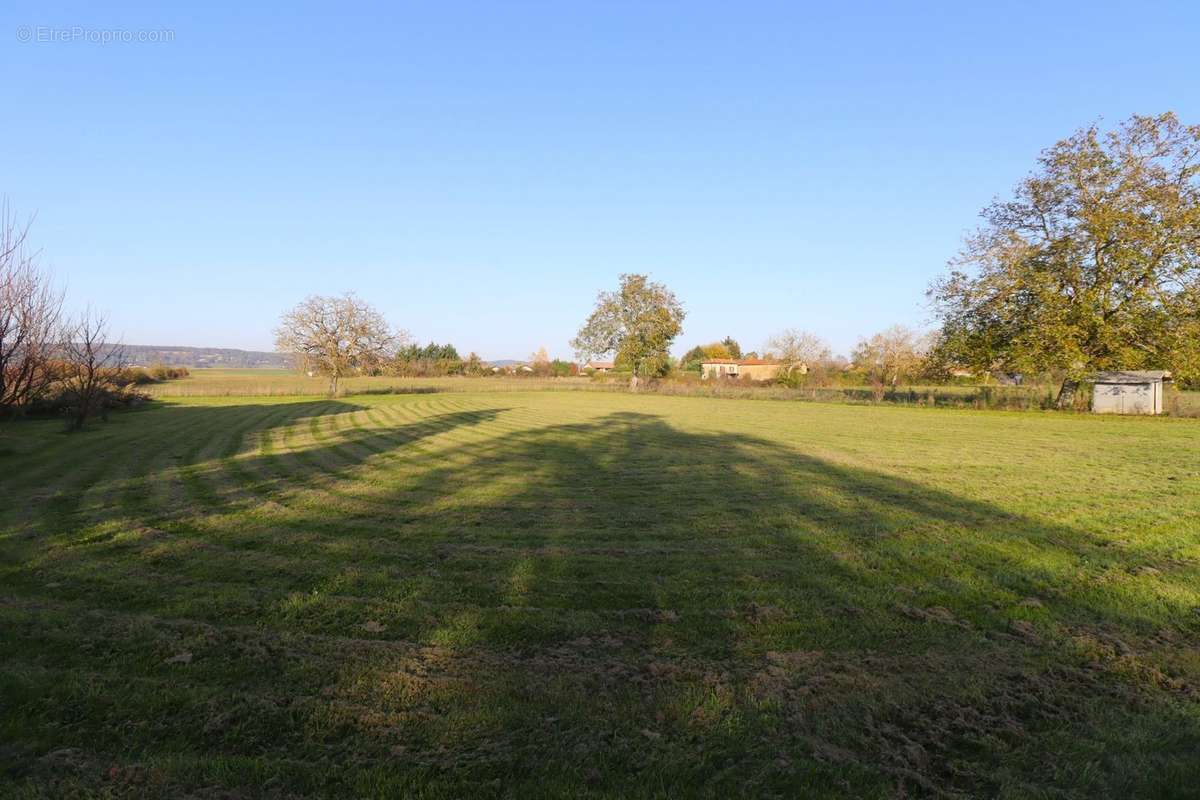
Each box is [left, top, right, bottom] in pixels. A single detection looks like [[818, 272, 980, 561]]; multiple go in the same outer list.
[[569, 113, 1199, 397], [273, 295, 583, 393], [11, 111, 1194, 413]]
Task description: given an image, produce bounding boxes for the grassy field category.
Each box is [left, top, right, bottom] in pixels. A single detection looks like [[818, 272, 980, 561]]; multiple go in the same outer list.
[[148, 369, 1200, 416], [2, 388, 1200, 798], [143, 370, 601, 398]]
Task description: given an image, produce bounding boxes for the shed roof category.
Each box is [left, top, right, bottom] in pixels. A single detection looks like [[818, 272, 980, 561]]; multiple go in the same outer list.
[[1093, 370, 1171, 384]]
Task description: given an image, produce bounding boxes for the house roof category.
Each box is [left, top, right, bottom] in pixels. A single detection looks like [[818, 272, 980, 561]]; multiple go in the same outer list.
[[1093, 370, 1171, 384], [585, 361, 614, 369], [700, 358, 783, 366]]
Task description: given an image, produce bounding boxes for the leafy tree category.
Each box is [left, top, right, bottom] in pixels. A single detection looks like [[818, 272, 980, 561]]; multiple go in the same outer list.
[[680, 345, 707, 372], [571, 274, 685, 387], [398, 342, 460, 362], [275, 293, 399, 395], [721, 336, 743, 359], [393, 342, 465, 376], [550, 359, 577, 377], [930, 112, 1200, 400]]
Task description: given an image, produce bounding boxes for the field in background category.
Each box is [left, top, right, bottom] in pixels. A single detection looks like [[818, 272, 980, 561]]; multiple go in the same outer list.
[[2, 388, 1199, 797], [144, 369, 589, 397], [150, 368, 1200, 416]]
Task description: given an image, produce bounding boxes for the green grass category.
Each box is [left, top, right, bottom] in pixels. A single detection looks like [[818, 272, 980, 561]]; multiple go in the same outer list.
[[153, 369, 1200, 418], [145, 370, 590, 397], [2, 390, 1199, 798]]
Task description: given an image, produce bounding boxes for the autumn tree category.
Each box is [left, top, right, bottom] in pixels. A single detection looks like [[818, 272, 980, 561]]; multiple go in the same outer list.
[[572, 274, 685, 388], [0, 203, 63, 418], [275, 294, 400, 395], [701, 343, 732, 360], [930, 112, 1200, 401], [529, 346, 551, 376], [852, 325, 928, 393], [463, 352, 486, 376], [680, 342, 738, 372]]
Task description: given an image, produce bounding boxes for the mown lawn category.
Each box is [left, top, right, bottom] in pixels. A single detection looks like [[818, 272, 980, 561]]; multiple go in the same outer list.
[[2, 390, 1199, 798]]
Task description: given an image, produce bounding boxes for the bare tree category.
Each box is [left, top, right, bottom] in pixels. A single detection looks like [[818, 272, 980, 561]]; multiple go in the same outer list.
[[61, 309, 125, 431], [274, 294, 399, 395], [763, 329, 832, 371], [0, 202, 63, 418]]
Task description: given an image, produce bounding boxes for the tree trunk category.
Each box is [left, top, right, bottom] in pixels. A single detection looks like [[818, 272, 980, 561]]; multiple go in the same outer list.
[[629, 374, 639, 392], [328, 373, 339, 396], [1055, 379, 1078, 410]]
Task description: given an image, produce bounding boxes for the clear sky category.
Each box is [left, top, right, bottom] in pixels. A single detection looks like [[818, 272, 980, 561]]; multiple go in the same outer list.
[[2, 1, 1197, 360]]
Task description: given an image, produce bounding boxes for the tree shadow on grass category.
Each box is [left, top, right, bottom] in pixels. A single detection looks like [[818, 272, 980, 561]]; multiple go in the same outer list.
[[4, 405, 1199, 798]]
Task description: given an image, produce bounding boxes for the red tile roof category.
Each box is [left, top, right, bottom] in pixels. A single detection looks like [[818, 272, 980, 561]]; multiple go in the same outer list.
[[700, 358, 782, 365]]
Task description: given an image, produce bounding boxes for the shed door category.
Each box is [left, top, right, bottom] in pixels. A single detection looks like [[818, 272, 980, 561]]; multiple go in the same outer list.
[[1129, 383, 1150, 413]]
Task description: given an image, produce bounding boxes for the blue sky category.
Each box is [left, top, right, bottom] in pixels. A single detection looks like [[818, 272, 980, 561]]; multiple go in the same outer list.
[[2, 1, 1197, 360]]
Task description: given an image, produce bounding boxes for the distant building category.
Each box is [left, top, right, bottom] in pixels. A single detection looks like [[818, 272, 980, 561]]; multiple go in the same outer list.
[[701, 358, 801, 381], [1092, 371, 1170, 415], [584, 361, 615, 373]]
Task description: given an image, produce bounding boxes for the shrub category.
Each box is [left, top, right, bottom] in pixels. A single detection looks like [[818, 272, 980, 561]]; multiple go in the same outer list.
[[26, 382, 149, 419]]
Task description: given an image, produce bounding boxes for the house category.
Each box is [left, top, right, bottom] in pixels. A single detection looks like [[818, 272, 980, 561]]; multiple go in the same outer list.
[[584, 361, 615, 373], [1092, 370, 1170, 415], [700, 358, 802, 381]]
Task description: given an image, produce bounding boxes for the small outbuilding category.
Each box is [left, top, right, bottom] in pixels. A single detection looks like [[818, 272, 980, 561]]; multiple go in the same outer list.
[[1091, 370, 1170, 415]]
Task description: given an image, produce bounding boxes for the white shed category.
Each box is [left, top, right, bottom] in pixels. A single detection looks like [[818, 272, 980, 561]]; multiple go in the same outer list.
[[1091, 371, 1170, 415]]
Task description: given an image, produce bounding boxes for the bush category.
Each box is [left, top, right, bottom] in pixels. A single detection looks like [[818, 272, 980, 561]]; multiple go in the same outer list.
[[150, 363, 190, 381], [105, 365, 190, 387], [26, 383, 150, 419]]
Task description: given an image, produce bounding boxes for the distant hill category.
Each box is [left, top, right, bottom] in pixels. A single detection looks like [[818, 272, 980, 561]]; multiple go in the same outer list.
[[120, 348, 532, 370], [121, 345, 291, 369]]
